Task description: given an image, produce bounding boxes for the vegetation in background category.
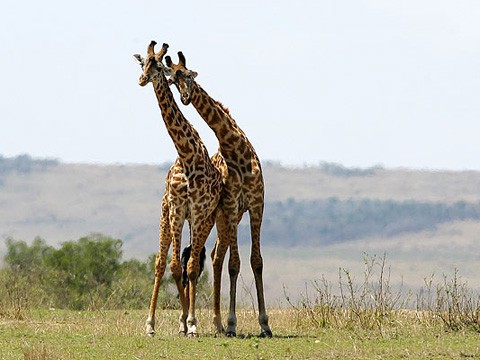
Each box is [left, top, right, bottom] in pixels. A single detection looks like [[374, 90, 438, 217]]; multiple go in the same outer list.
[[0, 234, 211, 316], [263, 160, 383, 177], [2, 154, 480, 256], [0, 154, 58, 175], [254, 198, 480, 246], [318, 161, 383, 177]]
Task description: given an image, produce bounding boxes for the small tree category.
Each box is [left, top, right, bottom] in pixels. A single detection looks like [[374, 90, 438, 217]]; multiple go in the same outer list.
[[4, 237, 53, 272], [1, 234, 213, 311], [2, 237, 53, 316], [45, 234, 123, 309]]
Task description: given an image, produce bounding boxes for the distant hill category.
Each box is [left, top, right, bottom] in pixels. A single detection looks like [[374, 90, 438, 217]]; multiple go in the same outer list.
[[2, 154, 480, 302], [1, 154, 480, 256]]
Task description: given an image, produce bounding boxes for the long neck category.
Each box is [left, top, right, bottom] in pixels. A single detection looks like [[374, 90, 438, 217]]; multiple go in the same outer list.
[[190, 82, 247, 152], [151, 73, 205, 162]]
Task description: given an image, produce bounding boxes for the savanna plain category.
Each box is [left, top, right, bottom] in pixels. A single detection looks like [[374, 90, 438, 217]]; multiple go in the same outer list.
[[1, 157, 480, 359], [2, 253, 480, 360], [2, 307, 480, 359]]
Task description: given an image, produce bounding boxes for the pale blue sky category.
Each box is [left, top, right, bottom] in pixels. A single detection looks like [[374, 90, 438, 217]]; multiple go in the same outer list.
[[1, 0, 480, 170]]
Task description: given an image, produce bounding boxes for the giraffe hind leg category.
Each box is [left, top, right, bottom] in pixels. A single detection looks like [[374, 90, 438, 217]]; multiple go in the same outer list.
[[211, 208, 233, 336], [226, 233, 240, 337], [249, 206, 272, 338]]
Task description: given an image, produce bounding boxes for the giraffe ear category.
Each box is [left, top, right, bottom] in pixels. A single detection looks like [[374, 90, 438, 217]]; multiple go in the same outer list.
[[163, 67, 173, 77], [133, 54, 145, 69], [188, 70, 198, 79]]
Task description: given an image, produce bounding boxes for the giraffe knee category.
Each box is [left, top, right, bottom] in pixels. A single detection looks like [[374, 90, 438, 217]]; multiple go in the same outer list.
[[251, 256, 263, 275], [154, 256, 167, 277], [187, 262, 199, 284], [229, 268, 239, 278], [186, 257, 200, 283], [170, 261, 182, 282], [154, 264, 165, 278], [228, 260, 240, 277], [187, 269, 198, 283]]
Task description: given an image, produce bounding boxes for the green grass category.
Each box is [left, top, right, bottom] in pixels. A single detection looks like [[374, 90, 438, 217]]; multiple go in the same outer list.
[[1, 309, 480, 359]]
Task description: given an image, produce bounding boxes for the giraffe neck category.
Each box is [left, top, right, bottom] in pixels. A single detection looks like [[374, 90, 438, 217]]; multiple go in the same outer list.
[[190, 82, 247, 152], [151, 73, 206, 163]]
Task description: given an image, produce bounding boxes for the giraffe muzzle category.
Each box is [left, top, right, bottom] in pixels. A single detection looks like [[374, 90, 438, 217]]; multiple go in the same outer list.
[[181, 93, 191, 105], [139, 75, 150, 87]]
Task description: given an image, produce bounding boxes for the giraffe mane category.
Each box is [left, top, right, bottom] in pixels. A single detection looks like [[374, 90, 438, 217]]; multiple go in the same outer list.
[[215, 100, 230, 115]]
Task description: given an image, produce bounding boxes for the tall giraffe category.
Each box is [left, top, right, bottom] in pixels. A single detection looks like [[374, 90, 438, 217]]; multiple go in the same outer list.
[[166, 52, 272, 338], [134, 41, 223, 337]]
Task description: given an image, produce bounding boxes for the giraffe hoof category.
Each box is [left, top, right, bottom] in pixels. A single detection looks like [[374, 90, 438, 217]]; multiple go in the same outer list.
[[145, 324, 156, 337], [178, 330, 186, 336], [259, 329, 273, 338], [214, 327, 225, 338], [187, 331, 199, 338], [226, 331, 236, 337]]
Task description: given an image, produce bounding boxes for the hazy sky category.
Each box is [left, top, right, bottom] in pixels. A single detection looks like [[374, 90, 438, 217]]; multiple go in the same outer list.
[[1, 0, 480, 170]]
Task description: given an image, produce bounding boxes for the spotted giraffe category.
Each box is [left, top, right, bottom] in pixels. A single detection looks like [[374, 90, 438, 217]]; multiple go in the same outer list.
[[166, 52, 272, 337], [134, 41, 223, 337]]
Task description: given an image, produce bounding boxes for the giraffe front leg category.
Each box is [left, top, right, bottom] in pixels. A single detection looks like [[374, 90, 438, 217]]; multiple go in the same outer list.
[[146, 201, 171, 337], [186, 216, 216, 337], [145, 275, 160, 337], [185, 250, 202, 338], [175, 281, 189, 335], [168, 207, 189, 336], [146, 247, 169, 337], [186, 279, 198, 337], [171, 249, 189, 336]]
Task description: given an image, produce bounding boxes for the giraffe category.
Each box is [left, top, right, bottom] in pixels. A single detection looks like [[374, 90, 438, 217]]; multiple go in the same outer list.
[[166, 52, 272, 338], [133, 41, 223, 337]]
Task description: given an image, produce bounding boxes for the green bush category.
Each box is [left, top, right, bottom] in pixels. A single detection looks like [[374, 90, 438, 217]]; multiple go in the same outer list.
[[0, 234, 212, 314]]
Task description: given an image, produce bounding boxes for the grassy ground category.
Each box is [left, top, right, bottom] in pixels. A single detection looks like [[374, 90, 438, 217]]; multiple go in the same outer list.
[[1, 309, 480, 359]]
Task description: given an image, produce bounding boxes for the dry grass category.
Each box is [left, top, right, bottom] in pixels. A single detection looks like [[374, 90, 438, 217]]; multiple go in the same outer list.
[[1, 308, 480, 360], [1, 256, 479, 359], [2, 252, 479, 359]]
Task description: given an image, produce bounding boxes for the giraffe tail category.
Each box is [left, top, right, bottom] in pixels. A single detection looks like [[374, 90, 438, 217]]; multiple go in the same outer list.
[[181, 245, 207, 288]]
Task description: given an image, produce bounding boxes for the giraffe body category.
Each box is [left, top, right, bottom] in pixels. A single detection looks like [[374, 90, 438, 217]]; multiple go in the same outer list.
[[167, 53, 272, 337], [135, 42, 223, 337]]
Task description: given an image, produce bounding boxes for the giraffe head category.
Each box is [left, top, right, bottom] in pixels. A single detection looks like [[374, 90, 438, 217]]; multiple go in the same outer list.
[[133, 41, 172, 87], [165, 52, 198, 105]]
